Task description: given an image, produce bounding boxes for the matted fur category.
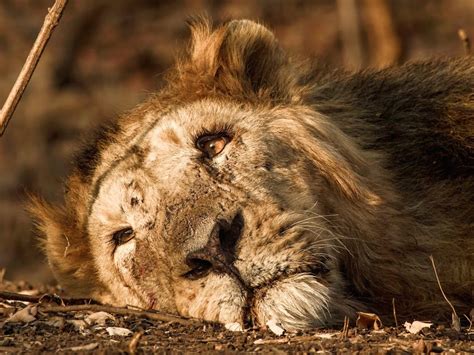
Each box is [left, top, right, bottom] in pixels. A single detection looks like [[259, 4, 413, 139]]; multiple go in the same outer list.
[[30, 18, 473, 330]]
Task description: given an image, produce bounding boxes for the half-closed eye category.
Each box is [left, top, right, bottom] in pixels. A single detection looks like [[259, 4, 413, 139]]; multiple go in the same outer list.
[[196, 134, 230, 159], [112, 227, 135, 246]]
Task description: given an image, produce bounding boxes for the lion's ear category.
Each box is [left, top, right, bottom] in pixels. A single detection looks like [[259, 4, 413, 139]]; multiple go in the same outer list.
[[188, 18, 295, 101], [28, 196, 101, 298]]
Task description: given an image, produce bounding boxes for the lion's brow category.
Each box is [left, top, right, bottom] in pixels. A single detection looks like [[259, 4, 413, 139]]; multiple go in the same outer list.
[[85, 113, 161, 231]]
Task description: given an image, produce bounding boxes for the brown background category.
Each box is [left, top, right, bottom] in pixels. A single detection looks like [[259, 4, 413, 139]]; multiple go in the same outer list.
[[0, 0, 472, 285]]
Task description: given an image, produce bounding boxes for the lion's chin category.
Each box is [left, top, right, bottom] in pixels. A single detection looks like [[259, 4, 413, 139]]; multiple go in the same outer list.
[[252, 274, 331, 331]]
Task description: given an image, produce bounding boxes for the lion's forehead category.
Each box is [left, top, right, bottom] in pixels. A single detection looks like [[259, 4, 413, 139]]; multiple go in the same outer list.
[[88, 99, 286, 216], [89, 100, 260, 191]]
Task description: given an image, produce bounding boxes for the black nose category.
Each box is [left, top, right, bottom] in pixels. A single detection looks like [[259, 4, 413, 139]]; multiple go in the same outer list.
[[183, 212, 244, 280]]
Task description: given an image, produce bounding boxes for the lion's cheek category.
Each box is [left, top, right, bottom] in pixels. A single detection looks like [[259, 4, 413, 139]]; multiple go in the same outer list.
[[108, 240, 148, 307], [253, 274, 331, 331], [174, 274, 247, 325], [114, 240, 136, 272], [83, 238, 142, 309]]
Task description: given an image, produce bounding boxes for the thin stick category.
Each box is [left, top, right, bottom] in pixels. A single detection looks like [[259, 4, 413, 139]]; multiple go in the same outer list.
[[0, 0, 68, 136], [429, 256, 457, 317], [0, 290, 95, 305], [463, 314, 472, 332], [254, 338, 290, 345], [392, 298, 398, 328], [429, 255, 460, 331], [0, 290, 197, 325], [340, 316, 349, 339], [39, 304, 197, 325], [458, 29, 471, 55]]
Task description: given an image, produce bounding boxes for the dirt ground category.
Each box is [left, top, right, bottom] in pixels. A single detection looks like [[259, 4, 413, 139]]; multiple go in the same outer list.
[[3, 317, 472, 353], [1, 279, 473, 353]]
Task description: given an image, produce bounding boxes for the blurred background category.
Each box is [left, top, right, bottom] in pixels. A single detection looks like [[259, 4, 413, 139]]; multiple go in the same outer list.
[[0, 0, 472, 286]]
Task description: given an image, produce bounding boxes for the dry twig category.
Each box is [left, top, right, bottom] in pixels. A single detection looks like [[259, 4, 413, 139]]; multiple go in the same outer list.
[[0, 290, 194, 325], [340, 315, 350, 339], [0, 290, 95, 305], [429, 255, 460, 331], [392, 298, 398, 328], [0, 0, 68, 136], [254, 337, 290, 345], [463, 314, 472, 332], [38, 304, 196, 326]]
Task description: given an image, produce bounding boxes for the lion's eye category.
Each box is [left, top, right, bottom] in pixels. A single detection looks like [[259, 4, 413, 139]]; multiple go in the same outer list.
[[112, 227, 134, 245], [196, 134, 230, 158]]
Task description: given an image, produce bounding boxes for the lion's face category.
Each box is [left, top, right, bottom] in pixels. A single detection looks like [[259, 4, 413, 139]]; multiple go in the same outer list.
[[31, 19, 377, 331], [29, 17, 474, 329], [88, 100, 355, 330]]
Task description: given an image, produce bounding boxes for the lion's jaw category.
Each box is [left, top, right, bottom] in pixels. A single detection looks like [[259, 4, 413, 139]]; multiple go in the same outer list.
[[84, 101, 359, 330]]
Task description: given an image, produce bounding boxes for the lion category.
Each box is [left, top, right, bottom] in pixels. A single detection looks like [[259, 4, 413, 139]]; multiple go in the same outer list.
[[30, 19, 473, 331]]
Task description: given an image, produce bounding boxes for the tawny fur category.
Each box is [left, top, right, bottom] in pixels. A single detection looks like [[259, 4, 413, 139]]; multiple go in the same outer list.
[[30, 19, 473, 330]]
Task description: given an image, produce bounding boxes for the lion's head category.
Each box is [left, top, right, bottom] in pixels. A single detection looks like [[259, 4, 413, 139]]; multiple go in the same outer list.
[[30, 19, 426, 330]]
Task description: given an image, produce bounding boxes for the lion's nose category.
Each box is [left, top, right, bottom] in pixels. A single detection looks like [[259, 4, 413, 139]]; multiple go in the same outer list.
[[184, 212, 244, 280]]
